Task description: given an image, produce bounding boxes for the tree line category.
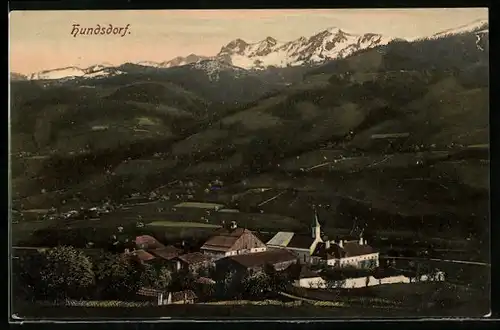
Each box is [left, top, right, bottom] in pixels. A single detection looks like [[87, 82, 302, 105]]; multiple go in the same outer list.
[[12, 246, 300, 304]]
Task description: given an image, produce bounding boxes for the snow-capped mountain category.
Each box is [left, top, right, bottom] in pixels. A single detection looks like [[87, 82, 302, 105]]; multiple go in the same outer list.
[[25, 19, 488, 81], [431, 19, 488, 39], [29, 63, 123, 80], [216, 28, 394, 70], [189, 59, 249, 82], [10, 72, 27, 81], [138, 54, 210, 68]]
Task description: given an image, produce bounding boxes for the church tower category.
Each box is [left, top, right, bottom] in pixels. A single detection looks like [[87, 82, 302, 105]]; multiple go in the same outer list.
[[312, 210, 321, 239]]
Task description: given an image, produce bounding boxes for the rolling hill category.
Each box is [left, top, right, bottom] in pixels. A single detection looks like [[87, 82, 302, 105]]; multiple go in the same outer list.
[[10, 27, 489, 243]]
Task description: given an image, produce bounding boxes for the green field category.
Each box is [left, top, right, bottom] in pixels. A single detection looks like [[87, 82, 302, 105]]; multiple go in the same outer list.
[[147, 221, 221, 228]]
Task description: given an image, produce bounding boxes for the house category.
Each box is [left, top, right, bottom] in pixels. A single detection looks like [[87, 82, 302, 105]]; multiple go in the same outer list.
[[201, 222, 267, 259], [136, 288, 197, 305], [149, 245, 183, 261], [266, 212, 323, 263], [173, 252, 214, 273], [312, 235, 379, 269], [128, 249, 157, 264], [216, 249, 297, 275], [134, 235, 165, 250]]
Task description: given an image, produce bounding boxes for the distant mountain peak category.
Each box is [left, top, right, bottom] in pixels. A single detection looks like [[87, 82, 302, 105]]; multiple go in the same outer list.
[[263, 36, 277, 45], [432, 19, 488, 38]]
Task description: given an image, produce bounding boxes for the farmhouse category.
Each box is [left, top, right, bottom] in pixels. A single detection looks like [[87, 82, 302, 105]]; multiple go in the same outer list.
[[173, 252, 214, 273], [201, 222, 267, 259], [266, 212, 323, 263], [149, 245, 183, 261], [216, 249, 297, 275], [312, 236, 379, 269]]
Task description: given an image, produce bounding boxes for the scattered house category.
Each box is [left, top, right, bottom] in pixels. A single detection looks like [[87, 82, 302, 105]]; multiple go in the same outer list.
[[312, 235, 379, 269], [266, 212, 323, 263], [216, 249, 297, 275], [173, 202, 225, 211], [136, 288, 197, 305], [128, 249, 156, 264], [173, 252, 214, 273], [201, 223, 267, 259], [149, 245, 183, 262], [134, 235, 166, 250]]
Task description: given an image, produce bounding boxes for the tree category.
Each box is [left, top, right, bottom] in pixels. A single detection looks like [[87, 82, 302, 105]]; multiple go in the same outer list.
[[215, 270, 244, 300], [94, 253, 142, 299], [242, 271, 270, 298], [39, 246, 95, 300], [156, 267, 172, 290], [170, 268, 195, 291], [263, 264, 290, 292]]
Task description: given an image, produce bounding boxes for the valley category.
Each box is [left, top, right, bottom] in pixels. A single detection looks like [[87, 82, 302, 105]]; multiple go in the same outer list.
[[9, 15, 490, 319]]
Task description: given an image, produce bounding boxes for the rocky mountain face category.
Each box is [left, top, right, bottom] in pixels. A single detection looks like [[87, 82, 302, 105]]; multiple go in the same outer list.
[[216, 28, 393, 69]]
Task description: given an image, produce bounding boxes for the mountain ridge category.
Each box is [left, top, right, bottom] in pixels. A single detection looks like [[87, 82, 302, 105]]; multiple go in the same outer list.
[[18, 19, 488, 81]]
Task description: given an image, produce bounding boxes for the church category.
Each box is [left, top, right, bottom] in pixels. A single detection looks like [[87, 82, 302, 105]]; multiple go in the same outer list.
[[266, 212, 324, 263], [266, 211, 379, 269]]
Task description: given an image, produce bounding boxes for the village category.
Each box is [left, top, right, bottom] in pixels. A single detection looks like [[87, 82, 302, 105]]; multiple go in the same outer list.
[[12, 193, 448, 309]]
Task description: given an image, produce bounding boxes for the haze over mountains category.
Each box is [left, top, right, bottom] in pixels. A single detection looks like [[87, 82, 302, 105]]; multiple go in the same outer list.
[[19, 19, 488, 81]]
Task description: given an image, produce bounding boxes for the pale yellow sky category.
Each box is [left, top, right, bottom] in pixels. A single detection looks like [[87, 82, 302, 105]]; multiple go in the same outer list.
[[9, 8, 488, 75]]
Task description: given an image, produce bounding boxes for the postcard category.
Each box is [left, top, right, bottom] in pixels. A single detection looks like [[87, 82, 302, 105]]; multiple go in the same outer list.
[[9, 8, 490, 320]]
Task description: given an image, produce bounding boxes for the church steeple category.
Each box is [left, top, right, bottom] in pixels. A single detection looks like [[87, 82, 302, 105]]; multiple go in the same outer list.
[[312, 209, 321, 239]]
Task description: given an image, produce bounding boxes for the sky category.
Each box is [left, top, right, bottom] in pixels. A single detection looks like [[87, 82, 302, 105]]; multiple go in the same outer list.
[[9, 8, 488, 75]]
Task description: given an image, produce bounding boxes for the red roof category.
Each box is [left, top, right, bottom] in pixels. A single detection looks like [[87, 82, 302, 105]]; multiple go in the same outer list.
[[132, 249, 156, 261], [149, 245, 182, 260], [134, 235, 165, 250], [177, 252, 213, 265]]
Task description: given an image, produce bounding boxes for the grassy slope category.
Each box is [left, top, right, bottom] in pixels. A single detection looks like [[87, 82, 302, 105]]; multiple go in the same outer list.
[[10, 32, 489, 244]]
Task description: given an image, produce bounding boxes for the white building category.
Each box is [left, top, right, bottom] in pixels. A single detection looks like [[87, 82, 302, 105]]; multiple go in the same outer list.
[[312, 236, 380, 269], [266, 212, 323, 263]]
